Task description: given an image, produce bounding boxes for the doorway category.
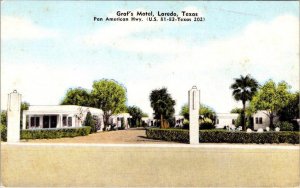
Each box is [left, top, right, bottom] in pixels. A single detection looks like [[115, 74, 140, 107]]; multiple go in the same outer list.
[[43, 115, 58, 128]]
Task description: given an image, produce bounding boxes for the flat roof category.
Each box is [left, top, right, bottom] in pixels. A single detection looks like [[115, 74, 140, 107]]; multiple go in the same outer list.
[[24, 105, 103, 114]]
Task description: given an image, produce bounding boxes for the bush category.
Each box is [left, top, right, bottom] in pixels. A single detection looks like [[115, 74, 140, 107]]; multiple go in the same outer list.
[[235, 114, 242, 128], [84, 112, 97, 133], [168, 117, 176, 128], [1, 111, 7, 125], [0, 124, 7, 141], [290, 120, 299, 131], [146, 128, 300, 144], [146, 128, 189, 143], [121, 118, 125, 129], [142, 120, 148, 127], [200, 122, 214, 130], [246, 116, 254, 130], [21, 126, 91, 140], [275, 121, 294, 131], [182, 119, 189, 129]]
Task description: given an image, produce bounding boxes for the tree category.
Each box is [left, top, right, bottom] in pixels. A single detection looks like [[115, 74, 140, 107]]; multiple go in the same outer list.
[[231, 107, 254, 129], [84, 111, 97, 133], [180, 103, 216, 123], [20, 102, 30, 128], [200, 104, 216, 124], [21, 102, 29, 111], [230, 108, 242, 114], [61, 87, 91, 106], [90, 79, 127, 130], [230, 74, 258, 130], [142, 113, 149, 117], [180, 104, 189, 120], [1, 110, 7, 125], [250, 80, 292, 129], [149, 88, 175, 128], [278, 92, 299, 121], [127, 106, 143, 127]]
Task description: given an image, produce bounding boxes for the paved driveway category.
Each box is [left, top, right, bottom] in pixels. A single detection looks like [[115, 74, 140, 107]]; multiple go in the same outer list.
[[23, 128, 179, 144]]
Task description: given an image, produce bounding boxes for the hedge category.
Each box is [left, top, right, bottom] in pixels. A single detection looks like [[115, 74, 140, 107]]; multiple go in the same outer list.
[[21, 126, 91, 140], [147, 128, 190, 143], [146, 128, 300, 144], [0, 124, 7, 141]]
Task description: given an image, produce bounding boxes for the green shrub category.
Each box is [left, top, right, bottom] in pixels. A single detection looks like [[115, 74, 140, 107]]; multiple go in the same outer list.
[[84, 112, 97, 133], [235, 114, 242, 128], [146, 128, 189, 143], [142, 120, 148, 127], [146, 128, 300, 144], [246, 116, 254, 130], [1, 111, 7, 125], [290, 120, 299, 131], [182, 119, 189, 129], [168, 117, 176, 128], [121, 118, 125, 129], [0, 124, 7, 141], [200, 122, 214, 130], [21, 126, 91, 140], [275, 121, 294, 131]]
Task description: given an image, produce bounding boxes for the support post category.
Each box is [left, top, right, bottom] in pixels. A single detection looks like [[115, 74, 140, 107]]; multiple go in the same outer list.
[[7, 90, 22, 143], [59, 114, 63, 128], [22, 113, 26, 130], [188, 86, 200, 144]]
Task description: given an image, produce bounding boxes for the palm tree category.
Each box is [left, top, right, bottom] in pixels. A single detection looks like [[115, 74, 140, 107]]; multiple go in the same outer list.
[[230, 75, 258, 130], [149, 88, 175, 129]]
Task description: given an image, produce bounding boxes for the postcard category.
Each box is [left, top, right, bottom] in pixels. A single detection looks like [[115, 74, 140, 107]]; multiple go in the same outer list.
[[1, 1, 299, 187]]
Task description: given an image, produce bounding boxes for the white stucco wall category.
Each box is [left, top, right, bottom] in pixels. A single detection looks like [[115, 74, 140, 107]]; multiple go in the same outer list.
[[215, 113, 239, 129], [110, 113, 132, 129], [23, 105, 103, 129], [253, 110, 278, 130]]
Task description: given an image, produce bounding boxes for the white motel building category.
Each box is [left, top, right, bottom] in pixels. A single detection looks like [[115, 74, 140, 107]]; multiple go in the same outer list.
[[22, 105, 131, 131]]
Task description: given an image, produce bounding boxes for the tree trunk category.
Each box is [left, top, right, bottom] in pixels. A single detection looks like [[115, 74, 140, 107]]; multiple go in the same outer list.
[[160, 114, 164, 129], [103, 113, 110, 131], [269, 113, 274, 130], [242, 101, 246, 131]]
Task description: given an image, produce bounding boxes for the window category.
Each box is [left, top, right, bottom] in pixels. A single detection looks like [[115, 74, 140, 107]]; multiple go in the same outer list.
[[63, 115, 72, 127], [50, 116, 57, 128], [36, 117, 40, 127], [232, 119, 235, 125], [63, 116, 67, 126], [68, 117, 72, 127], [216, 119, 219, 124], [30, 117, 34, 127], [30, 117, 40, 128], [43, 116, 49, 128], [255, 117, 263, 124]]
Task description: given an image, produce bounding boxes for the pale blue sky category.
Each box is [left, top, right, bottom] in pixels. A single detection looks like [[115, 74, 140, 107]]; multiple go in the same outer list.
[[1, 1, 299, 115]]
